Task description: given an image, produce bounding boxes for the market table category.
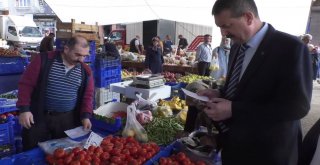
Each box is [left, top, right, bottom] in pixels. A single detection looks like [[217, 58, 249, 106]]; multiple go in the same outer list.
[[162, 64, 197, 74], [121, 61, 198, 74]]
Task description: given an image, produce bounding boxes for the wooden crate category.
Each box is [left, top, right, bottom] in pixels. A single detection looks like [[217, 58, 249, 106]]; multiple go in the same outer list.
[[56, 19, 99, 41]]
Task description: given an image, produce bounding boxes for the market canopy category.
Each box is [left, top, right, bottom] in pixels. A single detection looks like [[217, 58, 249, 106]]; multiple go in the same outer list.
[[45, 0, 311, 36]]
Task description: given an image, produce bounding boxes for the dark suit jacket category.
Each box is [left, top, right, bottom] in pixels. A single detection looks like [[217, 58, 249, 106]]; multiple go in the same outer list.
[[220, 24, 313, 165]]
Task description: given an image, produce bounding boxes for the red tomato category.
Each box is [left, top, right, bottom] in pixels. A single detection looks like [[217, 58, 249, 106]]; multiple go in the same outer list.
[[100, 152, 110, 161], [72, 147, 82, 154], [145, 152, 152, 159], [85, 154, 92, 162], [102, 145, 113, 152], [95, 146, 103, 153], [53, 148, 66, 159], [64, 156, 73, 164], [45, 155, 54, 165], [81, 160, 91, 165], [177, 152, 186, 161], [88, 145, 96, 152], [92, 156, 101, 164], [110, 148, 121, 156], [129, 147, 138, 155], [138, 148, 147, 156], [114, 141, 124, 150], [111, 156, 122, 164], [70, 160, 81, 165], [122, 148, 130, 156], [75, 153, 85, 161]]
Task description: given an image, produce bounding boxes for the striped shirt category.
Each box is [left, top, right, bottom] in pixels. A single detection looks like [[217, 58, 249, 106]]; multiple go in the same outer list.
[[45, 56, 82, 112]]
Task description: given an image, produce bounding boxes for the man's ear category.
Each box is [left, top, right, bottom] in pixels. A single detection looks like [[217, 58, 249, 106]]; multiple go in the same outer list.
[[243, 12, 254, 25]]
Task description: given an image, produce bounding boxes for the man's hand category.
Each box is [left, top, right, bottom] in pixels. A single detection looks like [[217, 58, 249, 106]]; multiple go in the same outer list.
[[19, 112, 34, 129], [197, 88, 220, 99], [204, 98, 232, 121], [82, 118, 92, 131]]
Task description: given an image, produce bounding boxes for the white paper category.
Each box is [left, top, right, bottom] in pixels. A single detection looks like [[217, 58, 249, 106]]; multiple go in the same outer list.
[[83, 132, 103, 149], [181, 88, 209, 102], [64, 126, 90, 139]]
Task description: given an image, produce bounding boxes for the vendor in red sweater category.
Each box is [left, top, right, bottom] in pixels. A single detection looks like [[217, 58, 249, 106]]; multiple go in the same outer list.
[[16, 35, 94, 151]]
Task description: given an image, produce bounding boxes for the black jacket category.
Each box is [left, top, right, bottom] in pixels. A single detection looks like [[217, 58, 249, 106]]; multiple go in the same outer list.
[[220, 24, 313, 165]]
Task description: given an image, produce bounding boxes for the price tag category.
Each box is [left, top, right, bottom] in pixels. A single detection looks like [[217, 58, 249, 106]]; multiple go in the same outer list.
[[83, 132, 103, 149]]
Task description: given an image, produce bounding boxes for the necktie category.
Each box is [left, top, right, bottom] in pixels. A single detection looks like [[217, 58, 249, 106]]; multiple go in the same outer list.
[[212, 44, 249, 134], [224, 44, 249, 99]]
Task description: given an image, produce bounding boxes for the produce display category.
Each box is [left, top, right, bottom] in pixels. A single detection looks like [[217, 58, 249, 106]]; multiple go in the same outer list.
[[0, 111, 18, 124], [158, 96, 187, 111], [0, 48, 20, 56], [163, 52, 196, 67], [144, 117, 184, 145], [45, 135, 160, 165], [121, 69, 143, 79], [178, 74, 212, 84], [159, 152, 207, 165], [162, 71, 182, 83]]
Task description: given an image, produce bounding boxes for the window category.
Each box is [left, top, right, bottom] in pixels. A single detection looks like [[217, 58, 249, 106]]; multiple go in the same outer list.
[[8, 26, 17, 36], [16, 0, 31, 7]]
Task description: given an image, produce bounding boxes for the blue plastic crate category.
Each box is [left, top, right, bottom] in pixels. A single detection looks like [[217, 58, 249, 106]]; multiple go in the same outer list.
[[94, 66, 121, 79], [94, 56, 121, 68], [0, 119, 14, 146], [0, 99, 17, 116], [0, 145, 15, 159], [0, 147, 46, 165], [0, 57, 28, 76], [13, 117, 21, 137], [94, 75, 121, 88], [90, 117, 123, 134]]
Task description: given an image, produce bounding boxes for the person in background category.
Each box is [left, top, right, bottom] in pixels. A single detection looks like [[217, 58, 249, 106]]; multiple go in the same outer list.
[[211, 36, 231, 80], [198, 0, 312, 165], [144, 37, 164, 74], [104, 39, 120, 59], [155, 36, 163, 55], [177, 34, 188, 55], [17, 35, 94, 151], [129, 35, 143, 54], [302, 34, 319, 82], [163, 34, 174, 55], [39, 33, 55, 53], [195, 34, 213, 76]]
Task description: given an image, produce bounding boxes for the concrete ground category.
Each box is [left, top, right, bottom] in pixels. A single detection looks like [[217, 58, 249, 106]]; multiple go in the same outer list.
[[301, 81, 320, 136]]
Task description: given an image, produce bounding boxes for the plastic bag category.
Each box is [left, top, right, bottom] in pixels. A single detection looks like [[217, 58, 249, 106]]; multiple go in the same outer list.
[[209, 56, 219, 71], [122, 105, 148, 142], [38, 137, 85, 155], [134, 93, 157, 110]]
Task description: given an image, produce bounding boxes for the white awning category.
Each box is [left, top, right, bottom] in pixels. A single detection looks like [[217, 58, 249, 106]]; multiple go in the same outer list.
[[45, 0, 312, 44]]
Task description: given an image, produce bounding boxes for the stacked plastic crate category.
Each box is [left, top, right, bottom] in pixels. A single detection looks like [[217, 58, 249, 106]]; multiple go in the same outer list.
[[93, 54, 121, 107], [0, 98, 17, 158], [0, 56, 28, 76]]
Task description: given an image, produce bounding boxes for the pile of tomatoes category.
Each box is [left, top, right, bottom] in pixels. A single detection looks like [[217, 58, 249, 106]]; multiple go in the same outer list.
[[46, 135, 160, 165], [159, 152, 207, 165]]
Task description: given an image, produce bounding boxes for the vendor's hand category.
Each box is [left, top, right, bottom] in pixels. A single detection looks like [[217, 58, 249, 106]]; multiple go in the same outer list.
[[197, 88, 220, 99], [82, 118, 92, 131], [204, 98, 232, 121], [19, 112, 34, 129]]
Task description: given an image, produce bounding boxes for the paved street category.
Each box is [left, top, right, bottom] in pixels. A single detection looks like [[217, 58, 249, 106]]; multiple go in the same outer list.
[[302, 81, 320, 136]]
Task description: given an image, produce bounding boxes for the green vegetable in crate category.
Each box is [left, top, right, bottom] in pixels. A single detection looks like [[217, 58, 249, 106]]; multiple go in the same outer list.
[[145, 117, 184, 145]]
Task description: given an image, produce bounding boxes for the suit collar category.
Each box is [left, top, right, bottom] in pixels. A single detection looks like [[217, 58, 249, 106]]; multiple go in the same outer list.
[[225, 24, 277, 99]]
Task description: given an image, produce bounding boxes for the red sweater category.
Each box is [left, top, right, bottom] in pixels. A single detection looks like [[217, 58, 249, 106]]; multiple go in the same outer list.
[[16, 51, 94, 120]]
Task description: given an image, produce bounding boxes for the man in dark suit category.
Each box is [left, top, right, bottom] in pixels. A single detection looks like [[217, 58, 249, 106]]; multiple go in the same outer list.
[[198, 0, 313, 165]]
